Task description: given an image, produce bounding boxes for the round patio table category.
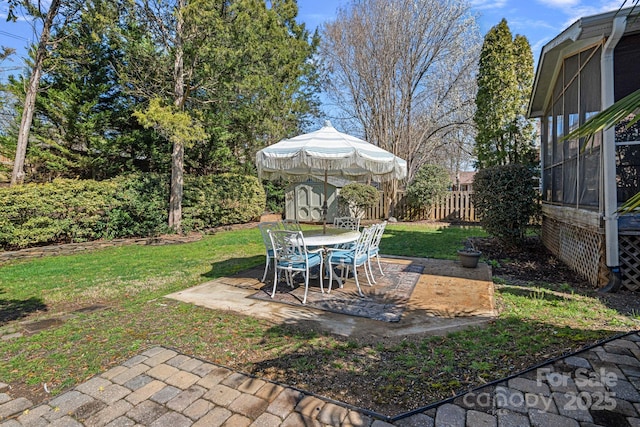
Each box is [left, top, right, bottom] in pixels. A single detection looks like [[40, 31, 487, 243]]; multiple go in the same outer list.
[[302, 228, 360, 247]]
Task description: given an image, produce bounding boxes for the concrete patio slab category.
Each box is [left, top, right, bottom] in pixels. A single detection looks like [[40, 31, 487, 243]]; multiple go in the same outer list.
[[166, 256, 496, 340]]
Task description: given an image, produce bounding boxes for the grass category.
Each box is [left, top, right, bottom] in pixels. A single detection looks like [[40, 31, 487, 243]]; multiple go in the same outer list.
[[381, 223, 487, 259], [0, 223, 637, 415]]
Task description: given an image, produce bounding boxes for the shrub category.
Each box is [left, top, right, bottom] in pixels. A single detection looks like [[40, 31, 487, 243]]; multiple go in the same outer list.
[[0, 173, 265, 250], [183, 174, 265, 230], [262, 179, 287, 214], [406, 164, 451, 215], [104, 173, 170, 238], [338, 183, 379, 218], [473, 163, 540, 244], [0, 179, 117, 249], [106, 173, 264, 236]]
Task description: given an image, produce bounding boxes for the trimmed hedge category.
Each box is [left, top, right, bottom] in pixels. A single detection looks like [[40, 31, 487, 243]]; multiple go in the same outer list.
[[105, 173, 170, 239], [406, 164, 451, 215], [0, 179, 118, 249], [473, 164, 540, 244], [0, 174, 265, 250], [182, 174, 265, 230], [338, 183, 379, 218]]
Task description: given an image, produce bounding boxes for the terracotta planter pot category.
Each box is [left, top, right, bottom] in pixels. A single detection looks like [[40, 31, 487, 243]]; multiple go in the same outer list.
[[457, 250, 481, 268]]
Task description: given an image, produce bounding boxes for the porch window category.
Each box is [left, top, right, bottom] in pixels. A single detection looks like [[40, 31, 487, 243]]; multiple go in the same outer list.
[[615, 33, 640, 204], [541, 45, 602, 210]]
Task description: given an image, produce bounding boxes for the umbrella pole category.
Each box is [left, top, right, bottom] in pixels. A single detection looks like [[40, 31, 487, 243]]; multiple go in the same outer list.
[[323, 169, 328, 234]]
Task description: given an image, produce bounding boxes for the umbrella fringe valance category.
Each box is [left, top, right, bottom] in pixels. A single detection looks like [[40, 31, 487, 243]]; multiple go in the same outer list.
[[257, 159, 403, 180], [258, 170, 401, 183]]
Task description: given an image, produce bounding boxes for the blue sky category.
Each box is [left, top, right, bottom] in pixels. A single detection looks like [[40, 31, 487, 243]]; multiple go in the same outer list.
[[296, 0, 629, 62], [0, 0, 631, 80]]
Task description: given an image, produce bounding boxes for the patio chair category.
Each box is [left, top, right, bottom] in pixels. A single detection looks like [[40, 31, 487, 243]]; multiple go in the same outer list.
[[333, 216, 360, 230], [367, 221, 387, 282], [282, 219, 303, 232], [332, 216, 360, 249], [268, 230, 324, 304], [257, 221, 283, 282], [326, 225, 376, 297]]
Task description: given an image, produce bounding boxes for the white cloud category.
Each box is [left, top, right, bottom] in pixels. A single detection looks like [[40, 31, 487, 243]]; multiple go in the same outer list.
[[537, 0, 580, 7], [531, 37, 553, 56], [535, 0, 630, 31], [536, 0, 626, 14], [469, 0, 509, 10], [509, 17, 558, 34]]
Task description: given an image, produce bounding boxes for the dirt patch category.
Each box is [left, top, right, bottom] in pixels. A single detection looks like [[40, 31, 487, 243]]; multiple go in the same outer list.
[[22, 318, 65, 334], [260, 213, 283, 222], [473, 236, 640, 317]]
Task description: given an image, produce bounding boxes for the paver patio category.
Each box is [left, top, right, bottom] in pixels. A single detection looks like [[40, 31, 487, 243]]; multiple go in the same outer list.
[[2, 333, 640, 426]]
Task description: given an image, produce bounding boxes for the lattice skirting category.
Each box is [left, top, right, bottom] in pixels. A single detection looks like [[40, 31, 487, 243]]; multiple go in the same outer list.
[[619, 234, 640, 291], [541, 217, 606, 287]]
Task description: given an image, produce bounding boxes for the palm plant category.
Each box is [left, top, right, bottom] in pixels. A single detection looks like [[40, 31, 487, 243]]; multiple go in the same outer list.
[[563, 88, 640, 213], [564, 89, 640, 143], [561, 0, 640, 212]]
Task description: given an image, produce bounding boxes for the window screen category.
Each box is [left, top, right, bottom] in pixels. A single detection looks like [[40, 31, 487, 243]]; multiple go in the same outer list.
[[542, 45, 602, 208], [579, 150, 599, 208], [564, 54, 580, 160], [614, 34, 640, 204], [563, 158, 578, 204], [617, 145, 640, 203], [552, 166, 563, 203], [614, 34, 640, 101], [581, 46, 601, 148]]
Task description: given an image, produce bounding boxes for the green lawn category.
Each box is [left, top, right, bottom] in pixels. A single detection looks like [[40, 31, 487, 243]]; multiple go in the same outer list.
[[380, 223, 487, 259], [0, 223, 637, 414]]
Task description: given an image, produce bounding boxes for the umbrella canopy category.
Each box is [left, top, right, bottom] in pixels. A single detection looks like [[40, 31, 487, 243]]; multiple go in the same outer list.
[[256, 121, 407, 183], [256, 121, 407, 230]]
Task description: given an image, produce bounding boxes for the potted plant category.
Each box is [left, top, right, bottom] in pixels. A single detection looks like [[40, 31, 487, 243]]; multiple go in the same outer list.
[[457, 239, 482, 268]]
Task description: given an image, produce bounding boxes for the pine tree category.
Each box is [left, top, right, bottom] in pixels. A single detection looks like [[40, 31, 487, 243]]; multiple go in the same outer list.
[[474, 19, 536, 169]]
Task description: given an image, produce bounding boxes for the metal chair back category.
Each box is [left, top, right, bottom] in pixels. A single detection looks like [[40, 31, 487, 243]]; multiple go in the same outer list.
[[333, 216, 360, 230]]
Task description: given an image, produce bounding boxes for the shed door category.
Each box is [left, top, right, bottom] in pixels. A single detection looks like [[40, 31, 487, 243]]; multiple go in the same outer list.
[[295, 182, 324, 222]]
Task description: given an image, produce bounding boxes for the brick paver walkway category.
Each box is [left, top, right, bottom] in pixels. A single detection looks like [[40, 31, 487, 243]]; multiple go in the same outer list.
[[2, 332, 640, 426]]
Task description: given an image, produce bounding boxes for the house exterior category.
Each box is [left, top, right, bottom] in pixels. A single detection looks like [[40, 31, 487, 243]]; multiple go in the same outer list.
[[452, 171, 476, 192], [527, 6, 640, 289]]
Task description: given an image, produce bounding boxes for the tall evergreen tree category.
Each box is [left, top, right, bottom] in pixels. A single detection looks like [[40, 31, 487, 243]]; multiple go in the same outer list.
[[474, 19, 536, 169], [118, 0, 319, 230], [2, 0, 319, 225], [1, 0, 158, 181]]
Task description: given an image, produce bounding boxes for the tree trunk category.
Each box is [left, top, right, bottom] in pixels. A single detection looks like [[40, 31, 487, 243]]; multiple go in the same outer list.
[[10, 0, 61, 186], [168, 0, 186, 232], [384, 180, 399, 219], [168, 141, 184, 231]]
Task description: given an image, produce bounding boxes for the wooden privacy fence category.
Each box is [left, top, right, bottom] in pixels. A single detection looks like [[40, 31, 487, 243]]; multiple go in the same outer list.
[[365, 190, 478, 222]]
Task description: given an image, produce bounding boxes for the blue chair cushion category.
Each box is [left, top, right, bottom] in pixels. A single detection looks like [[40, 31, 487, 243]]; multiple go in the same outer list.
[[329, 250, 367, 265], [277, 252, 322, 270]]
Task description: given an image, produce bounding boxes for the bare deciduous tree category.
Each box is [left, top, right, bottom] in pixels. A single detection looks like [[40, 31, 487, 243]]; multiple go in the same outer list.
[[10, 0, 61, 185], [320, 0, 480, 213]]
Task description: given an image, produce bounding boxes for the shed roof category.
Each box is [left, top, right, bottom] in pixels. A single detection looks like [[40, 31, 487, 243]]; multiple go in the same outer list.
[[528, 6, 640, 118]]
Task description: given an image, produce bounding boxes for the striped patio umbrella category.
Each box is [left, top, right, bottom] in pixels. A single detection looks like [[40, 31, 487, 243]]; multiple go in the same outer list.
[[256, 121, 407, 231]]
